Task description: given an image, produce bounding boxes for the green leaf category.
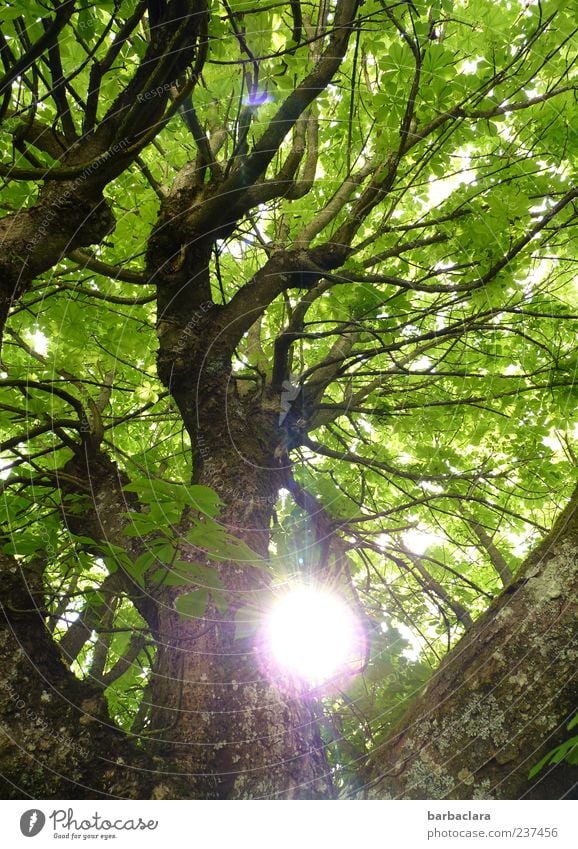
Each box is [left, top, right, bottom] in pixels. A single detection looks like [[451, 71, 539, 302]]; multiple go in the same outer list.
[[124, 551, 156, 588], [211, 589, 230, 615], [148, 541, 176, 564], [234, 606, 260, 641], [123, 479, 221, 517], [3, 535, 46, 556], [175, 589, 209, 620], [183, 522, 263, 564], [183, 485, 223, 517], [149, 562, 223, 589], [85, 590, 105, 609]]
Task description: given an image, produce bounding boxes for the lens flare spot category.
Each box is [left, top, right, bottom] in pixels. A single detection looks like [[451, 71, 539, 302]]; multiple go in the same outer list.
[[260, 585, 365, 692]]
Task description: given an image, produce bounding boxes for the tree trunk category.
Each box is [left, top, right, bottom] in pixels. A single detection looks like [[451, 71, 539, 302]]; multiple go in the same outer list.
[[0, 553, 191, 799], [2, 475, 577, 799], [365, 484, 578, 800], [142, 378, 335, 798]]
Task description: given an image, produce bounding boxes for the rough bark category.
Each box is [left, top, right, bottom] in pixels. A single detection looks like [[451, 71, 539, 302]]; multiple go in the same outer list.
[[0, 553, 190, 799], [0, 174, 116, 351], [2, 419, 577, 801], [140, 97, 343, 794], [365, 483, 578, 800], [142, 356, 335, 798], [0, 436, 195, 798]]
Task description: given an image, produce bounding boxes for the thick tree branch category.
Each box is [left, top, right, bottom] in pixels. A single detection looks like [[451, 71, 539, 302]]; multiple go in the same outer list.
[[460, 508, 514, 587], [365, 482, 578, 799], [183, 0, 361, 233], [66, 249, 149, 285]]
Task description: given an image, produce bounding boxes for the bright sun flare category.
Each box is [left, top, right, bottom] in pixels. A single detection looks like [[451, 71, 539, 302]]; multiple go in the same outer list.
[[262, 586, 363, 690]]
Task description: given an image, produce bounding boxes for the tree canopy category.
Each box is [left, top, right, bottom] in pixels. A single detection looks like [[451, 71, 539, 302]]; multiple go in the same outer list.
[[0, 0, 577, 800]]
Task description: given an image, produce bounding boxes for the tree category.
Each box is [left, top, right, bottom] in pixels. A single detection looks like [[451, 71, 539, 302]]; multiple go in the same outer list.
[[0, 0, 577, 800]]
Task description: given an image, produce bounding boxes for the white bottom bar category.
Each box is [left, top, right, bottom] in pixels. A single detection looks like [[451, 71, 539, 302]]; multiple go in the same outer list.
[[2, 799, 576, 848]]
